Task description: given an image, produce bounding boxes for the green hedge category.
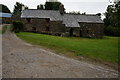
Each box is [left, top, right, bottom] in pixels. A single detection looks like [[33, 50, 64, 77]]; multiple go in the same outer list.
[[12, 21, 24, 33], [104, 26, 120, 37]]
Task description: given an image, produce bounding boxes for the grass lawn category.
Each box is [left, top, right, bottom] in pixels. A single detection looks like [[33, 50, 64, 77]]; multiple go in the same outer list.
[[16, 32, 119, 64]]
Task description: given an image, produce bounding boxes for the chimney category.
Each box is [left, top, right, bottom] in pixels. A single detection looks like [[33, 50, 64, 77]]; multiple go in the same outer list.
[[59, 4, 65, 15]]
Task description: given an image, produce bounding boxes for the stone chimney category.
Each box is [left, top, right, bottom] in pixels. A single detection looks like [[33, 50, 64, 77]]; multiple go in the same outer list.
[[59, 4, 65, 15]]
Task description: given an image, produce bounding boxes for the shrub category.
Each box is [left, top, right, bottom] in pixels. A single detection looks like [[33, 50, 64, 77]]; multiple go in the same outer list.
[[10, 24, 14, 32], [104, 26, 120, 37], [12, 21, 24, 33], [2, 25, 7, 34]]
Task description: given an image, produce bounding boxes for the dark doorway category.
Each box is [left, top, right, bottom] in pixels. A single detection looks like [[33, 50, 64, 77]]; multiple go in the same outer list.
[[80, 30, 82, 37], [69, 28, 73, 36]]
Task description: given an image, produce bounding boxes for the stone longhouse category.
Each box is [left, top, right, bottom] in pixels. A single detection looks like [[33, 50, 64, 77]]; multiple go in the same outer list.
[[21, 5, 104, 38], [0, 12, 12, 24]]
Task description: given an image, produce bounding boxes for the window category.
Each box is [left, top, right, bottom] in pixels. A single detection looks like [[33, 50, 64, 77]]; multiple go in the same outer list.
[[26, 18, 31, 23]]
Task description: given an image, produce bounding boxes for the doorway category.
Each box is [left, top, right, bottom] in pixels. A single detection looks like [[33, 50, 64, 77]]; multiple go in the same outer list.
[[80, 30, 82, 37], [69, 28, 73, 36]]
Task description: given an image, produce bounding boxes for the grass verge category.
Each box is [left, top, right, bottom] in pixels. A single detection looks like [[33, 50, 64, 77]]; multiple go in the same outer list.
[[16, 32, 119, 66], [2, 25, 7, 34]]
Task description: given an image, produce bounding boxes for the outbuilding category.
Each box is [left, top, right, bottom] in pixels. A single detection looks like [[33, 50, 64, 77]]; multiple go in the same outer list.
[[21, 8, 104, 38]]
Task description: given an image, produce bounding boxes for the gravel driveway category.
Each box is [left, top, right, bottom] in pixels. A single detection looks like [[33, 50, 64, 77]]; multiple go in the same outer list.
[[2, 25, 119, 78]]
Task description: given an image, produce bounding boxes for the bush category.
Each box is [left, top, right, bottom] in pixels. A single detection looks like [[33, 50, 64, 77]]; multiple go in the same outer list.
[[104, 26, 120, 37], [12, 21, 24, 33], [10, 24, 14, 32]]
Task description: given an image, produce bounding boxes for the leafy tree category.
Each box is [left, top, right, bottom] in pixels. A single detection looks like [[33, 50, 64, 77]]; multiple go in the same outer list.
[[0, 4, 11, 13], [44, 1, 62, 10], [12, 2, 28, 16], [12, 21, 24, 33], [104, 1, 120, 36], [68, 11, 80, 15], [96, 13, 101, 16], [82, 12, 86, 15], [37, 4, 44, 10], [37, 0, 65, 11]]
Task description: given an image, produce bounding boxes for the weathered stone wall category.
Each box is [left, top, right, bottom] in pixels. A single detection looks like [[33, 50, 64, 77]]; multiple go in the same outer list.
[[79, 22, 104, 38], [21, 18, 104, 38], [2, 17, 12, 24], [50, 21, 65, 35], [65, 27, 80, 37], [21, 18, 66, 35]]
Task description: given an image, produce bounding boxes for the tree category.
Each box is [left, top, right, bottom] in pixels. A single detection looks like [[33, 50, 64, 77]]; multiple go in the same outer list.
[[44, 0, 62, 10], [104, 1, 120, 36], [12, 2, 28, 17], [0, 4, 11, 13], [37, 4, 44, 10], [96, 13, 101, 16], [68, 11, 80, 15], [37, 0, 65, 11]]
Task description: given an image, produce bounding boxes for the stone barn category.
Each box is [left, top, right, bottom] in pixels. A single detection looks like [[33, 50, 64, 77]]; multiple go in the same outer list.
[[21, 9, 104, 38], [0, 12, 12, 24]]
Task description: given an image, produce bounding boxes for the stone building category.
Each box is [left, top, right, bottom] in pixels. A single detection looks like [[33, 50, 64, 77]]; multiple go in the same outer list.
[[0, 12, 12, 24], [21, 8, 104, 38]]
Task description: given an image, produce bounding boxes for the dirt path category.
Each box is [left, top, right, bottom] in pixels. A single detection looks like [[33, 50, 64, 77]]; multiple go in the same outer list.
[[2, 25, 119, 78]]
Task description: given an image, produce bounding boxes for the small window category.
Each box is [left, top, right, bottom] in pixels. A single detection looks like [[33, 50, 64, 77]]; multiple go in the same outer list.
[[26, 18, 31, 23]]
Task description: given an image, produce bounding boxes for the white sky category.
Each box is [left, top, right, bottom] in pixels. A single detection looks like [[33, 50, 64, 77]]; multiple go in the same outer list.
[[0, 0, 117, 19]]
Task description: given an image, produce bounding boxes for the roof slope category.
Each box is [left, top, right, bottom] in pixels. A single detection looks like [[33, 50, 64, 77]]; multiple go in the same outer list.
[[0, 12, 12, 18], [21, 9, 103, 27]]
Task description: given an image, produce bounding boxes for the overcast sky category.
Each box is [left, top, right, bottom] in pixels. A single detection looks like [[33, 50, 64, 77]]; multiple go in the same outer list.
[[1, 0, 116, 19]]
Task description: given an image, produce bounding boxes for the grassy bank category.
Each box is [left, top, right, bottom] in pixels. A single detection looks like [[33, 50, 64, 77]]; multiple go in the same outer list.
[[16, 32, 119, 64], [2, 25, 7, 34]]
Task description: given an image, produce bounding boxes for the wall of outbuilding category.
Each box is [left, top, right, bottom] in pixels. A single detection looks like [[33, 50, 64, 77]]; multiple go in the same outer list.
[[21, 18, 66, 35], [21, 18, 104, 38], [65, 27, 80, 37], [79, 22, 104, 38], [2, 17, 12, 24]]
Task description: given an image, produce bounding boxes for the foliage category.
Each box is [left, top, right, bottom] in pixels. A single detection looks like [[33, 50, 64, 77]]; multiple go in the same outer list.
[[45, 1, 62, 10], [0, 4, 11, 13], [12, 21, 24, 33], [12, 2, 28, 17], [16, 32, 119, 64], [10, 24, 14, 32], [37, 0, 65, 11], [2, 25, 7, 34], [104, 26, 119, 36], [68, 11, 81, 15], [37, 4, 44, 10], [96, 13, 101, 16], [82, 12, 86, 15], [104, 1, 120, 36]]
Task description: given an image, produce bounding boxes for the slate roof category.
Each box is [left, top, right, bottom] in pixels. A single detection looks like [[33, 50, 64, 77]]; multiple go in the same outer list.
[[21, 9, 103, 27], [0, 12, 12, 18]]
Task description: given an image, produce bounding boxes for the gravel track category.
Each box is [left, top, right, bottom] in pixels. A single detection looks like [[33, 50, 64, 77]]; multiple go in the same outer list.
[[2, 25, 119, 78]]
